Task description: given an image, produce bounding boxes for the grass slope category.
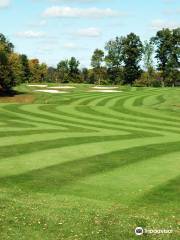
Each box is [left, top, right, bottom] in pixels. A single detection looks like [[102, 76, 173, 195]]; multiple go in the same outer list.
[[0, 84, 180, 240]]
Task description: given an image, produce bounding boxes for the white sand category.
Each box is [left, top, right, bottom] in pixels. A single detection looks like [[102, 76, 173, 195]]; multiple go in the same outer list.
[[34, 90, 67, 94], [89, 90, 122, 93], [27, 84, 47, 87], [92, 86, 119, 89], [49, 86, 75, 89]]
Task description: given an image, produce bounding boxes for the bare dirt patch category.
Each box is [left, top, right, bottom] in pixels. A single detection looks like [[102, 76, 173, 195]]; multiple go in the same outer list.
[[0, 94, 35, 103]]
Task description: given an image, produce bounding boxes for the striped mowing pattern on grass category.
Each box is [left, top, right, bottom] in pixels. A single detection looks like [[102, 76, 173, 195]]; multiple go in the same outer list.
[[0, 86, 180, 240]]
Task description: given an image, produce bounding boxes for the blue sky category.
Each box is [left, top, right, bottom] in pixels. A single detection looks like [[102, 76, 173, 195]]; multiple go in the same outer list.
[[0, 0, 179, 67]]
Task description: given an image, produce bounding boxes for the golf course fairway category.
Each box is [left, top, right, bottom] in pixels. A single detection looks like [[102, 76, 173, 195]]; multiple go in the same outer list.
[[0, 85, 179, 239]]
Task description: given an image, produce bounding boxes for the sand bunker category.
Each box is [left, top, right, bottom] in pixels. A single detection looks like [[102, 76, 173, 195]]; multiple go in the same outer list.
[[90, 90, 122, 93], [92, 86, 119, 90], [27, 84, 47, 87], [34, 90, 67, 94], [49, 86, 75, 89]]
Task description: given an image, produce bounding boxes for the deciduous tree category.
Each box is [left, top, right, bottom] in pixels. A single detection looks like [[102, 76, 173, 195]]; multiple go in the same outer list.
[[151, 28, 173, 86], [0, 34, 16, 92], [122, 33, 143, 85], [20, 54, 31, 83], [143, 40, 154, 85], [69, 57, 80, 82], [105, 37, 123, 83], [91, 49, 104, 85], [57, 60, 69, 83]]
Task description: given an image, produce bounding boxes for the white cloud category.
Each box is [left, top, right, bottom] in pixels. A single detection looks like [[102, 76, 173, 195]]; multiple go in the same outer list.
[[76, 27, 101, 37], [29, 20, 47, 27], [39, 20, 47, 26], [63, 42, 87, 51], [0, 0, 10, 8], [15, 30, 46, 38], [151, 19, 179, 30], [162, 0, 176, 3], [63, 42, 78, 49], [163, 8, 180, 15], [43, 6, 119, 18]]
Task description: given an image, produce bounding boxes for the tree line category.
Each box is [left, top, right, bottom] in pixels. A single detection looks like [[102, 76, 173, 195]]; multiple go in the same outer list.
[[0, 33, 48, 93], [0, 28, 179, 93]]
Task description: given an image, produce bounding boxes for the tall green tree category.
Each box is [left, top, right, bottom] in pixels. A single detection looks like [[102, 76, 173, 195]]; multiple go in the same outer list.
[[167, 28, 180, 86], [122, 33, 143, 85], [151, 28, 173, 86], [81, 68, 89, 83], [69, 57, 80, 82], [20, 54, 31, 83], [47, 67, 57, 83], [91, 49, 104, 85], [105, 37, 123, 69], [0, 34, 16, 92], [105, 37, 123, 83], [143, 40, 154, 85], [57, 60, 69, 83], [0, 51, 14, 92]]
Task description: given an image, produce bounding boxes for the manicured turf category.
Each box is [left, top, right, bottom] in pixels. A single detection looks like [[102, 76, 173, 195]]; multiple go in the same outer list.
[[0, 85, 179, 239]]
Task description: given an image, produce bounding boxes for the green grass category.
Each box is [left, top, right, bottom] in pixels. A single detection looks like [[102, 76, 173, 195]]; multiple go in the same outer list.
[[0, 84, 180, 239]]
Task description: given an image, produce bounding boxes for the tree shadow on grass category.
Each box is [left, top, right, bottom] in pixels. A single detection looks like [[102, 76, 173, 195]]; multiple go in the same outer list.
[[0, 90, 35, 104], [0, 89, 27, 97]]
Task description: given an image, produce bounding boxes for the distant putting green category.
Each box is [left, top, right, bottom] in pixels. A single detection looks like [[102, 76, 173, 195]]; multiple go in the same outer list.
[[0, 85, 179, 239]]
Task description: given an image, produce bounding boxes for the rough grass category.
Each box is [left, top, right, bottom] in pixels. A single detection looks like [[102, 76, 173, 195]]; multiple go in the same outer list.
[[0, 84, 180, 239]]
